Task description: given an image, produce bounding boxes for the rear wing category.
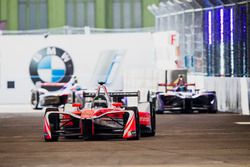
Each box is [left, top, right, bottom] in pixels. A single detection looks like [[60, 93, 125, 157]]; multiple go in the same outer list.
[[158, 83, 196, 87], [83, 91, 140, 104], [158, 83, 196, 93], [83, 91, 139, 98], [39, 83, 66, 86]]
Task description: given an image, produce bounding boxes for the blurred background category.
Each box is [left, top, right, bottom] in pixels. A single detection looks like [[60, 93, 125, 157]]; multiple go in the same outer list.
[[1, 0, 249, 76], [0, 0, 157, 30], [0, 0, 250, 115]]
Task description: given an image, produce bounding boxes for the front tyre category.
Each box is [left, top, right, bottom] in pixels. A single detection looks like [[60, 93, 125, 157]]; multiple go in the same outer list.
[[125, 107, 140, 140], [208, 95, 218, 114], [44, 108, 59, 142]]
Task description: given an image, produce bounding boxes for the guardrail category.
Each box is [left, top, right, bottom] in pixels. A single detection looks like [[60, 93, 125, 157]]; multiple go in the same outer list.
[[0, 26, 155, 35]]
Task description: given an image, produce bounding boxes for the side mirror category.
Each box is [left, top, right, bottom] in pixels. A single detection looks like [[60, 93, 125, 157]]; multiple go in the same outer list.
[[72, 103, 82, 108], [112, 102, 123, 108]]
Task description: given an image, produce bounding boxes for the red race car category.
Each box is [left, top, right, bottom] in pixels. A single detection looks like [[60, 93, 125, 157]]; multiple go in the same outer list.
[[43, 83, 155, 141]]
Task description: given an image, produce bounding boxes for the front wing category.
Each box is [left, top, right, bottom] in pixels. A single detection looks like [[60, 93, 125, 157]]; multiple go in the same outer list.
[[156, 92, 217, 113], [43, 110, 138, 141]]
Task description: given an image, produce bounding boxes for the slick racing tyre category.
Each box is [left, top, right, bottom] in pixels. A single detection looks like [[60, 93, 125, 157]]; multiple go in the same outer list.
[[68, 91, 84, 109], [155, 110, 164, 114], [154, 98, 164, 114], [67, 92, 76, 104], [149, 101, 156, 136], [74, 92, 85, 109], [125, 107, 140, 140], [31, 91, 41, 110], [208, 99, 218, 113], [44, 108, 59, 142], [206, 94, 217, 114]]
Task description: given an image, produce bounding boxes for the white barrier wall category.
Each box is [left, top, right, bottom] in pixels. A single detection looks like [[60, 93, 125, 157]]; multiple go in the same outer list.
[[0, 33, 156, 104], [152, 31, 179, 69], [240, 78, 249, 115], [189, 76, 250, 115]]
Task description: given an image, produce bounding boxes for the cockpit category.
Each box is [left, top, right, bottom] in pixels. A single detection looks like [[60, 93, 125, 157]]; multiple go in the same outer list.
[[92, 95, 108, 108], [92, 83, 111, 108]]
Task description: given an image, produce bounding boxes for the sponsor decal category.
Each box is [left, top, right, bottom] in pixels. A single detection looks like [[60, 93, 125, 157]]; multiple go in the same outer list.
[[139, 117, 150, 123], [131, 131, 136, 135], [29, 46, 74, 91]]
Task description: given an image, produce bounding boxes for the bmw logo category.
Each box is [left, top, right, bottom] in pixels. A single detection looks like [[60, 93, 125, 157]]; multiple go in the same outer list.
[[29, 46, 74, 90]]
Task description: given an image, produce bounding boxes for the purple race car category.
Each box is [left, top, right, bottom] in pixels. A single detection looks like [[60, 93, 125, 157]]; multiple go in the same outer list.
[[148, 82, 217, 114]]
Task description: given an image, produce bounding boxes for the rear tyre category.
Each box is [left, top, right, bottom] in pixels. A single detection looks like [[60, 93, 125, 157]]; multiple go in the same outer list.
[[154, 98, 164, 114], [67, 92, 76, 104], [74, 91, 85, 109], [125, 107, 140, 140], [44, 108, 59, 142], [148, 101, 156, 136], [31, 91, 41, 110]]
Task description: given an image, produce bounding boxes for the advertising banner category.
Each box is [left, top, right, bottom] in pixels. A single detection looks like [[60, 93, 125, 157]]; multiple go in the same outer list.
[[0, 33, 155, 103]]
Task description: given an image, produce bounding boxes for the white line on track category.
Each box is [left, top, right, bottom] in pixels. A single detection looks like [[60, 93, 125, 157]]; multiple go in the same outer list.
[[0, 104, 44, 113], [235, 122, 250, 125]]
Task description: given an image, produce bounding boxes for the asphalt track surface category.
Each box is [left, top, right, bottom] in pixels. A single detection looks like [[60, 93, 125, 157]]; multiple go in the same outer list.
[[0, 105, 250, 167]]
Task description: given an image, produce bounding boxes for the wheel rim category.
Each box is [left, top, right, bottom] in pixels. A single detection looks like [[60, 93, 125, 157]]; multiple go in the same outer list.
[[31, 92, 38, 108]]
